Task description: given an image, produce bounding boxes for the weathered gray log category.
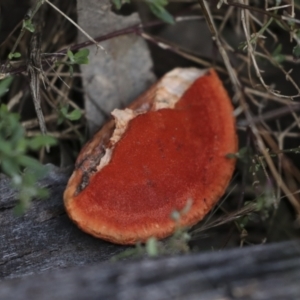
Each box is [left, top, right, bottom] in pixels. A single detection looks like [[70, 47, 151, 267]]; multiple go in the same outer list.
[[0, 240, 300, 299], [0, 165, 125, 279], [1, 166, 300, 299]]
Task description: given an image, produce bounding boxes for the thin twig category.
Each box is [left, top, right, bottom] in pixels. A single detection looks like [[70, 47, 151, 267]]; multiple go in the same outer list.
[[45, 0, 105, 52], [198, 0, 300, 214], [27, 31, 47, 136]]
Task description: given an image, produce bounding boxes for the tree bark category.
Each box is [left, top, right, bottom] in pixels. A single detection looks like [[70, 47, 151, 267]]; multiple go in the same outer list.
[[0, 240, 300, 299], [0, 165, 125, 279], [1, 166, 300, 299]]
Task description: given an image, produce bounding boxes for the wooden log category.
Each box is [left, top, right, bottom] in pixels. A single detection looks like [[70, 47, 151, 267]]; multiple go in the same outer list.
[[0, 165, 125, 279], [1, 166, 300, 299], [0, 240, 300, 299]]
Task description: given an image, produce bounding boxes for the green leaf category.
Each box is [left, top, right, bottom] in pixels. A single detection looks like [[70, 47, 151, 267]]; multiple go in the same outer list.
[[0, 77, 13, 98], [272, 44, 282, 56], [272, 44, 285, 63], [170, 210, 181, 222], [0, 104, 55, 213], [37, 187, 49, 199], [65, 49, 90, 66], [148, 3, 174, 24], [112, 0, 122, 9], [66, 109, 82, 121], [59, 106, 82, 122], [17, 155, 42, 170], [273, 54, 285, 64], [57, 115, 64, 125], [145, 0, 174, 24], [112, 0, 131, 9], [63, 49, 90, 77], [0, 140, 12, 156], [10, 125, 25, 146], [74, 56, 89, 65], [13, 202, 27, 216], [238, 147, 250, 157], [60, 106, 68, 116], [23, 19, 35, 32], [67, 49, 75, 63], [293, 44, 300, 58], [1, 158, 20, 177], [59, 106, 69, 124], [74, 49, 89, 65], [29, 135, 57, 150], [237, 216, 249, 229], [23, 163, 49, 179], [14, 184, 48, 215], [146, 237, 158, 257], [238, 41, 248, 52], [8, 52, 21, 60]]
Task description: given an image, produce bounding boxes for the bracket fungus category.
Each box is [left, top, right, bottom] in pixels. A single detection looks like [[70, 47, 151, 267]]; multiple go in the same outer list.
[[64, 68, 238, 245]]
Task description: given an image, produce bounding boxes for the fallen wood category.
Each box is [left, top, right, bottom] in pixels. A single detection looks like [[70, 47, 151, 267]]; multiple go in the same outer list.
[[1, 166, 300, 299], [0, 240, 300, 299], [0, 165, 125, 279]]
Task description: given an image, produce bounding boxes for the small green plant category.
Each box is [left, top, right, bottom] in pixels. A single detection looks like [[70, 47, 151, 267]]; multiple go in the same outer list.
[[57, 48, 90, 77], [23, 19, 35, 33], [111, 200, 192, 261], [0, 76, 57, 213], [145, 0, 174, 24], [0, 77, 13, 97], [58, 105, 82, 125], [8, 52, 21, 60], [272, 44, 285, 63], [112, 0, 174, 24], [227, 147, 252, 163], [111, 227, 190, 261], [112, 0, 129, 9]]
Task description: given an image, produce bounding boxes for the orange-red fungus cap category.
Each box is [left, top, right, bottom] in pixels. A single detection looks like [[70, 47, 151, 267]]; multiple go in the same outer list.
[[64, 68, 238, 245]]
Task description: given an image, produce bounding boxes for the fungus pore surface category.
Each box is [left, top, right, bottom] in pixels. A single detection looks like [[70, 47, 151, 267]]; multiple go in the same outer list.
[[64, 68, 237, 245]]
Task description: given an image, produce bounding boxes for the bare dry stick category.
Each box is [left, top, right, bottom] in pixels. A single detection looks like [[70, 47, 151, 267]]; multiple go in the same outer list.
[[140, 32, 224, 71], [237, 103, 300, 127], [43, 76, 83, 112], [45, 0, 105, 52], [9, 0, 44, 56], [27, 31, 48, 136], [22, 114, 57, 129]]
